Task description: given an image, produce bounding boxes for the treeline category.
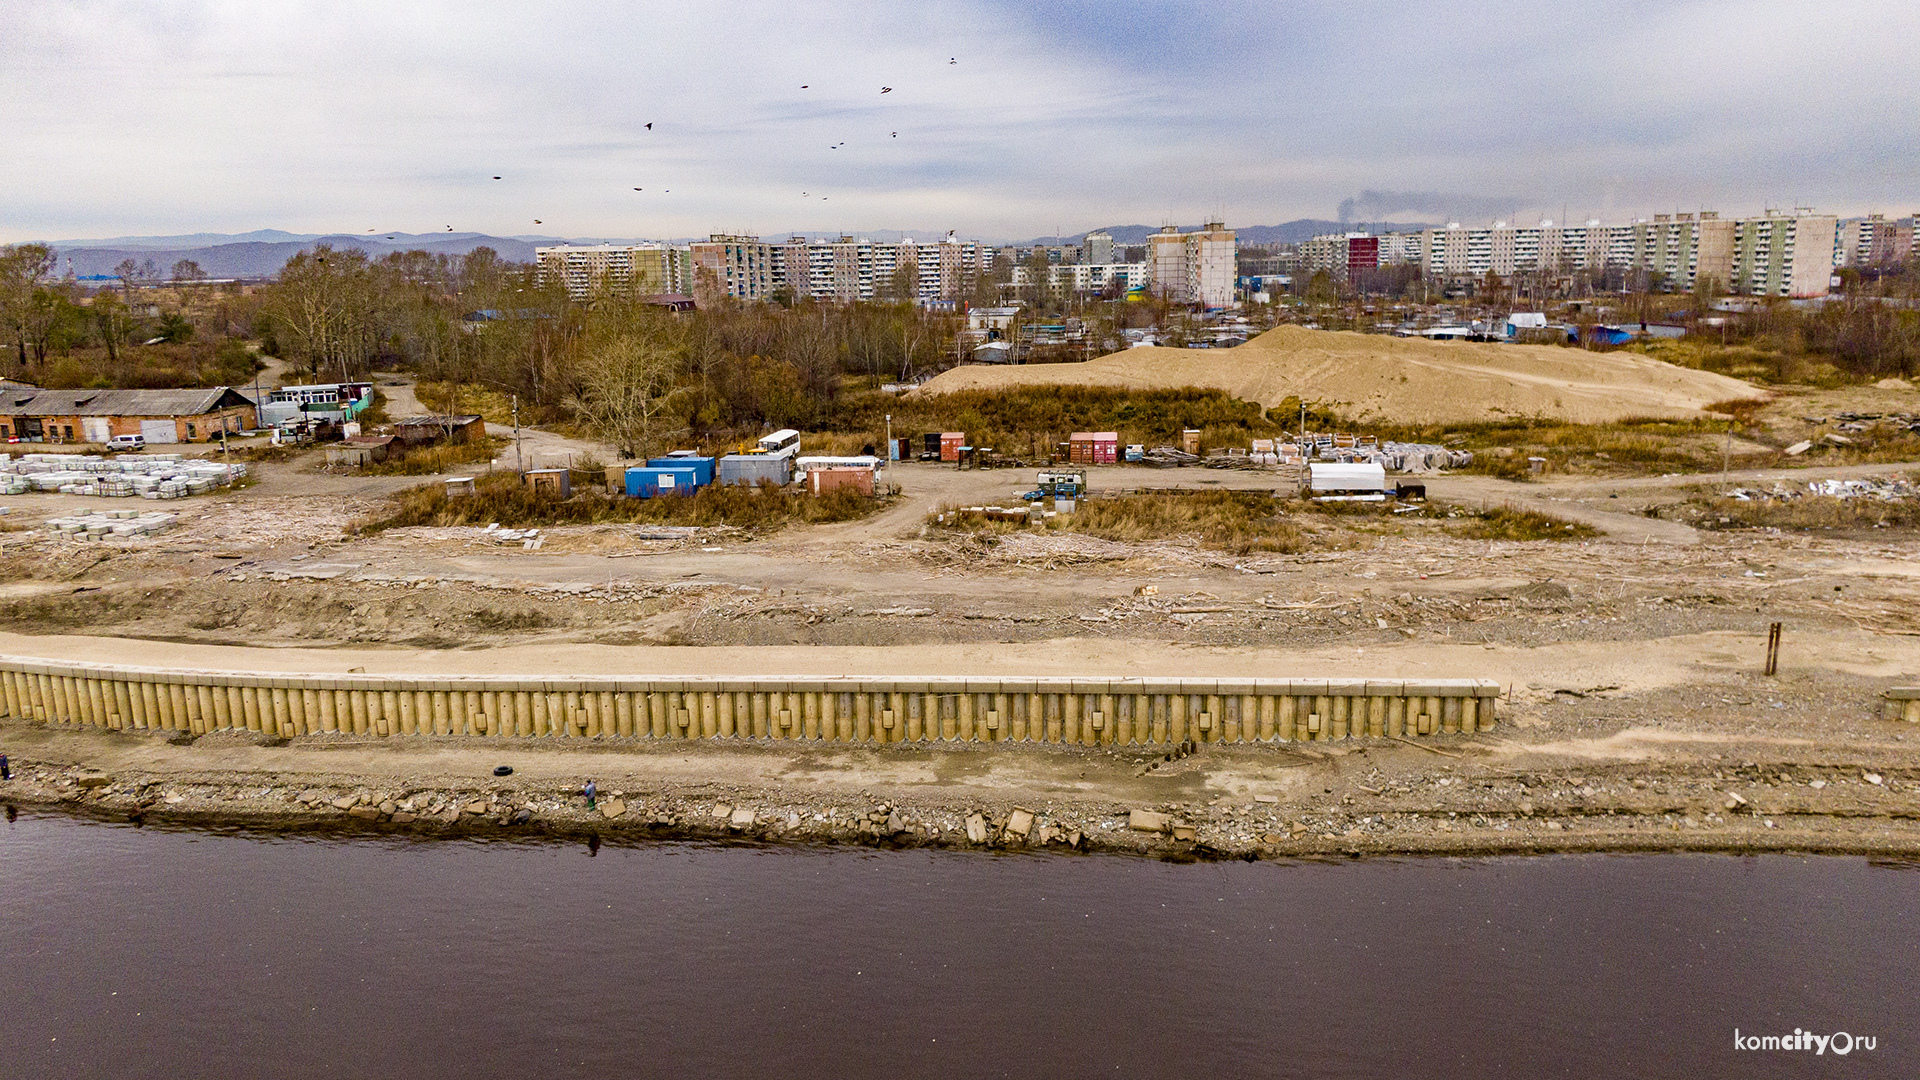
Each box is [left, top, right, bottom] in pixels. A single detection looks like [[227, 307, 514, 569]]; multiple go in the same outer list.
[[248, 245, 967, 451]]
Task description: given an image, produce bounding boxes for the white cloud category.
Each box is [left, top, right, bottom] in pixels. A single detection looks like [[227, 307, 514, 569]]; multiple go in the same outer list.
[[2, 0, 1915, 242]]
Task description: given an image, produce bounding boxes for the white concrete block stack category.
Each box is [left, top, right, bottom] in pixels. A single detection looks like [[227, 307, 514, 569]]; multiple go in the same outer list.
[[43, 508, 178, 540], [0, 453, 246, 499]]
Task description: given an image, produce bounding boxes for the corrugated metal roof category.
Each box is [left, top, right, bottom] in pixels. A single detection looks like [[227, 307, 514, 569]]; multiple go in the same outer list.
[[0, 386, 252, 417], [393, 415, 484, 428]]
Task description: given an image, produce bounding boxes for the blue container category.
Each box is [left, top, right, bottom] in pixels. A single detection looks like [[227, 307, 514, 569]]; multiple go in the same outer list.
[[625, 465, 701, 498], [647, 454, 714, 486]]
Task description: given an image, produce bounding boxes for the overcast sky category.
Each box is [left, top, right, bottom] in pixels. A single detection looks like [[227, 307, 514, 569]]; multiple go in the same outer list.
[[4, 0, 1917, 242]]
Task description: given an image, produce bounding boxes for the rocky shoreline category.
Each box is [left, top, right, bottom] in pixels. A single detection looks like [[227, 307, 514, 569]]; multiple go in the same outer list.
[[9, 728, 1920, 861]]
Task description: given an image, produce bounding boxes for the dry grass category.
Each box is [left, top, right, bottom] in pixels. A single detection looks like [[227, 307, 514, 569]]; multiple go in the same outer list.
[[357, 470, 888, 532], [359, 437, 505, 476], [931, 490, 1307, 554], [413, 382, 523, 428], [1448, 505, 1599, 541]]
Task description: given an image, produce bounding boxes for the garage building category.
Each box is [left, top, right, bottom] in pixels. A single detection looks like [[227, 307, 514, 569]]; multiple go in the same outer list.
[[0, 387, 258, 445]]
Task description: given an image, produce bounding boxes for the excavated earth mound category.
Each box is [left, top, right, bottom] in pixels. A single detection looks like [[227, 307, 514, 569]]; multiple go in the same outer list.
[[916, 324, 1767, 424]]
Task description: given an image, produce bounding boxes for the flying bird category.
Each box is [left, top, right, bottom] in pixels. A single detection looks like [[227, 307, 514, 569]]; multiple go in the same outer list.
[[534, 220, 542, 224], [645, 123, 652, 130], [949, 57, 956, 63], [801, 84, 809, 89], [891, 132, 897, 137], [634, 187, 642, 191], [880, 86, 892, 93], [446, 225, 453, 231], [492, 176, 501, 180]]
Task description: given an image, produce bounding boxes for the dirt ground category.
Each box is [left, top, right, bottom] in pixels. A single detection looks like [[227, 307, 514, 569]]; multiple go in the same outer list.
[[2, 432, 1918, 859]]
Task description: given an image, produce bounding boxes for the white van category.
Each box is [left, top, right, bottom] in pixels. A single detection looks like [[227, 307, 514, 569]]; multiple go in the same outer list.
[[107, 433, 146, 451]]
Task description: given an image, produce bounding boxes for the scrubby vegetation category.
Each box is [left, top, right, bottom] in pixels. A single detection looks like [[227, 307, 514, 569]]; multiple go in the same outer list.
[[1449, 505, 1599, 541], [357, 470, 888, 532], [357, 437, 506, 476]]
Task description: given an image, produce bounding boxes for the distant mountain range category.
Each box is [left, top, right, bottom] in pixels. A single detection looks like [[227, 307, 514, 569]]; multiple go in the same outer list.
[[39, 218, 1436, 280], [47, 232, 546, 280]]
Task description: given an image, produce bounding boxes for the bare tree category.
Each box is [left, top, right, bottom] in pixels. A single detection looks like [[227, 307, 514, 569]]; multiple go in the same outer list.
[[0, 243, 57, 365], [170, 259, 206, 287], [564, 332, 690, 459]]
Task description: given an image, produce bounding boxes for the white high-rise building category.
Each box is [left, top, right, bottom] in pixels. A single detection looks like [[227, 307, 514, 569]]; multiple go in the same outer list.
[[1147, 222, 1236, 307]]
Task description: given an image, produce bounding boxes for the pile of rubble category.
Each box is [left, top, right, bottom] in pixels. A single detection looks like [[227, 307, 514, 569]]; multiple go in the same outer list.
[[1725, 476, 1920, 502], [0, 453, 246, 498], [43, 508, 179, 539]]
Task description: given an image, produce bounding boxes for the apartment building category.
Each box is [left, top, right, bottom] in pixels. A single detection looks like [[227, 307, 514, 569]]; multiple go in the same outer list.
[[1009, 262, 1150, 295], [534, 243, 692, 300], [1732, 211, 1838, 298], [1147, 222, 1236, 307], [687, 233, 993, 305], [1082, 230, 1115, 266], [1837, 214, 1918, 268]]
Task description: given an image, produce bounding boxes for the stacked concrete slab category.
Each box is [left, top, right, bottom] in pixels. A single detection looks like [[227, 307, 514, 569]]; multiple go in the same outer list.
[[0, 453, 246, 498]]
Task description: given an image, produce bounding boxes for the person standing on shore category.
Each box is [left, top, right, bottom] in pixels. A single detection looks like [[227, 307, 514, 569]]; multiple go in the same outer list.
[[1, 754, 9, 781], [583, 779, 597, 810]]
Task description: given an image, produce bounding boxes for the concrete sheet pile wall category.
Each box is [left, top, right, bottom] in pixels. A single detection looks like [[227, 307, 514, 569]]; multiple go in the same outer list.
[[0, 657, 1501, 745], [1886, 688, 1920, 724]]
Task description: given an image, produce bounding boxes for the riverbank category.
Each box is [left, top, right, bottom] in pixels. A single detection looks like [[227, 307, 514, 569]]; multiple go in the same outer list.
[[8, 718, 1920, 859]]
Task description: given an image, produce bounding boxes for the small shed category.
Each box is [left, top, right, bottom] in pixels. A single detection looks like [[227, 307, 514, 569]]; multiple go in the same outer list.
[[325, 436, 392, 467], [393, 415, 487, 445], [1068, 431, 1118, 465], [939, 432, 965, 463], [443, 476, 477, 497], [526, 468, 571, 498], [1181, 429, 1202, 456]]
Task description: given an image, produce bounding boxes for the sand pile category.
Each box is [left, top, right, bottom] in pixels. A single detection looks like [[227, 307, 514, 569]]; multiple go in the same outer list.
[[917, 325, 1766, 424]]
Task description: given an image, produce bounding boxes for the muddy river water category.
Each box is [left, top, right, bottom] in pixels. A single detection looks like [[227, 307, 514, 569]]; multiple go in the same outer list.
[[2, 812, 1914, 1078]]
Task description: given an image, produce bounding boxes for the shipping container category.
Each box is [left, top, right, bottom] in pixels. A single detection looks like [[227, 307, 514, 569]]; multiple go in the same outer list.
[[716, 448, 794, 487], [1068, 431, 1118, 464], [922, 432, 942, 458], [625, 465, 701, 497], [808, 467, 875, 496], [647, 454, 714, 486], [939, 431, 965, 462], [1308, 462, 1388, 499]]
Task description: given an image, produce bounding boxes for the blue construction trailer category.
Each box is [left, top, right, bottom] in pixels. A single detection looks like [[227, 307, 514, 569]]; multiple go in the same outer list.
[[647, 454, 714, 486], [625, 465, 702, 498]]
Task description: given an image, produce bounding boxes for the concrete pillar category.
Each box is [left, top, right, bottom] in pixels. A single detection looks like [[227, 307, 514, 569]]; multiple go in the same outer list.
[[1442, 697, 1461, 735], [612, 692, 631, 737], [1330, 696, 1348, 740]]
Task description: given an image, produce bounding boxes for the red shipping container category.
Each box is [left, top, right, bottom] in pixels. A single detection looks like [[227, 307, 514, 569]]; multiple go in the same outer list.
[[1069, 431, 1118, 464], [939, 431, 965, 462], [809, 467, 875, 496]]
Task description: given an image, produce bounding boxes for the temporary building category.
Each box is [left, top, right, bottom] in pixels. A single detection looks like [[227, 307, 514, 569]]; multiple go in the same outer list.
[[939, 432, 965, 462], [648, 454, 714, 486], [1308, 462, 1388, 499], [1068, 431, 1118, 465], [625, 465, 701, 497], [808, 467, 875, 496], [717, 446, 795, 487]]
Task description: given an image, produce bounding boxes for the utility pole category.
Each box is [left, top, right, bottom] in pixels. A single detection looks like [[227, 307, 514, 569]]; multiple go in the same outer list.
[[885, 413, 893, 462], [513, 394, 523, 474]]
